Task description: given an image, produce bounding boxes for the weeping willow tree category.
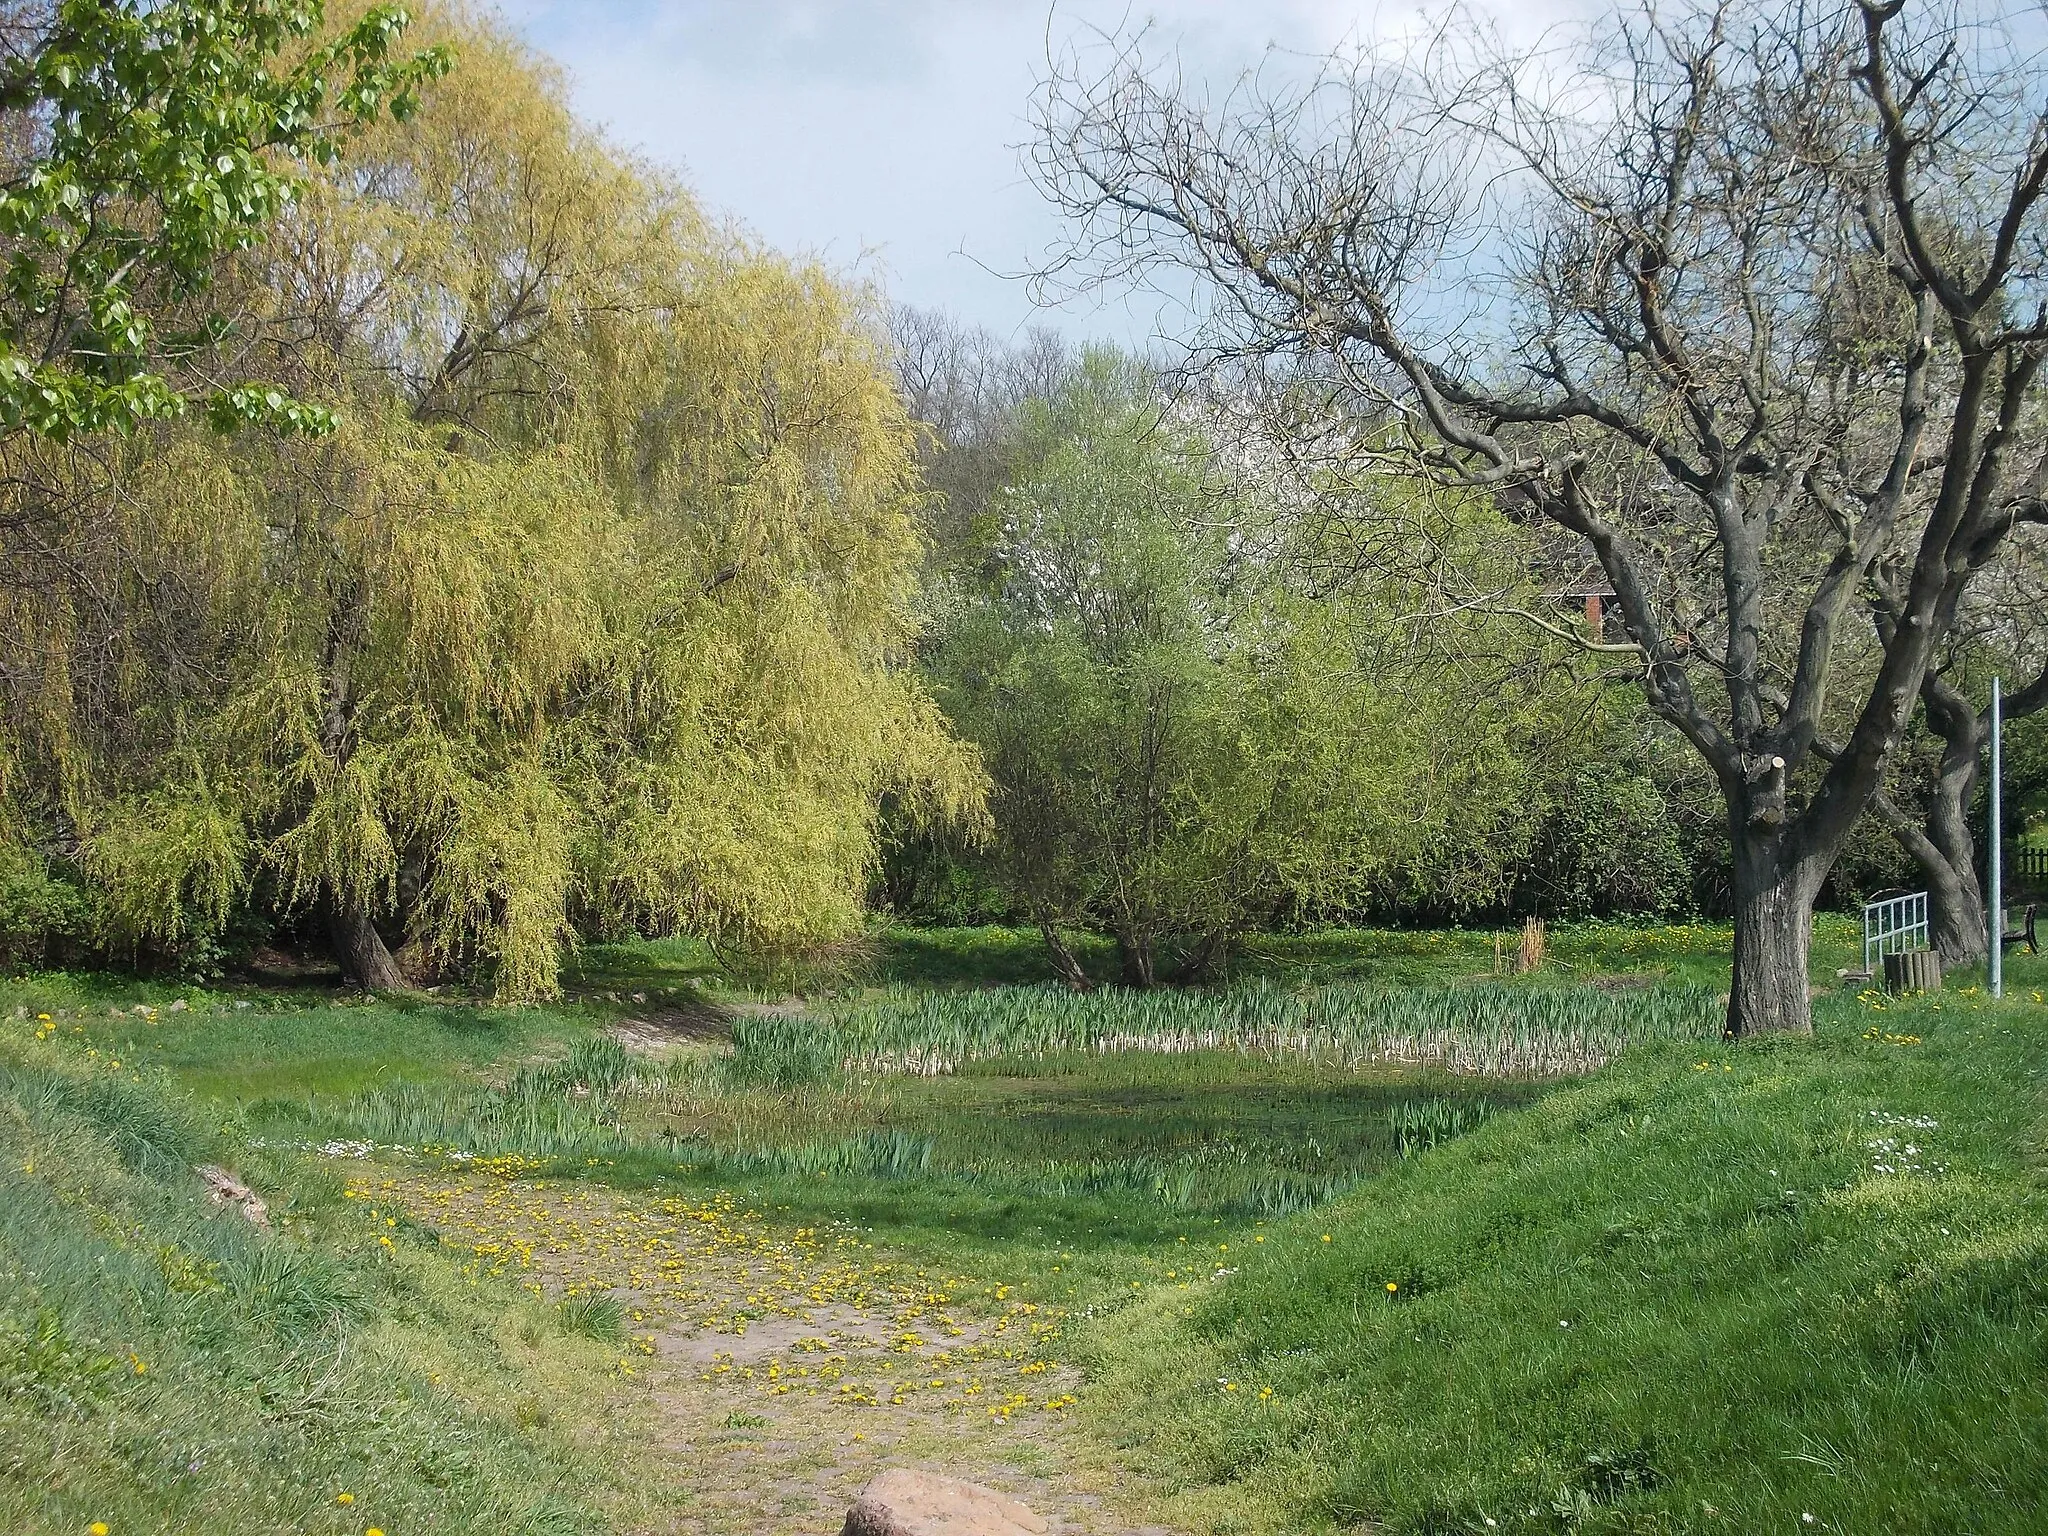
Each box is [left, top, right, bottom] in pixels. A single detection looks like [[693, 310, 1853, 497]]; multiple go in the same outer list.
[[0, 4, 983, 995]]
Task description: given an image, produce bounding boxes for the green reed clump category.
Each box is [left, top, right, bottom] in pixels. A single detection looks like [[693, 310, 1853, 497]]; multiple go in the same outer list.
[[293, 1069, 637, 1161], [662, 1126, 1359, 1218], [733, 980, 1722, 1081], [1387, 1096, 1493, 1158], [511, 1033, 635, 1097], [670, 1128, 938, 1181]]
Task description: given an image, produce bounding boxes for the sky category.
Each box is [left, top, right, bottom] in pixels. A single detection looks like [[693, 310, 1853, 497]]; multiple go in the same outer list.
[[496, 1, 1592, 349]]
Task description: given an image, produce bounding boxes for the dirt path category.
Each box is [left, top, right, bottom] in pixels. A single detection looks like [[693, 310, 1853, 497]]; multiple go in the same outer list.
[[359, 1164, 1182, 1535]]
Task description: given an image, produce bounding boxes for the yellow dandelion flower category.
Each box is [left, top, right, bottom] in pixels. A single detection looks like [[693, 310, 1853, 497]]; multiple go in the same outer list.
[[337, 1493, 355, 1506]]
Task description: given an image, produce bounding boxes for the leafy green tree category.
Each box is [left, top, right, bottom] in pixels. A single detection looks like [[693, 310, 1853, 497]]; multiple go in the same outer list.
[[1518, 769, 1691, 922], [0, 0, 447, 439], [0, 6, 983, 995], [930, 353, 1552, 987]]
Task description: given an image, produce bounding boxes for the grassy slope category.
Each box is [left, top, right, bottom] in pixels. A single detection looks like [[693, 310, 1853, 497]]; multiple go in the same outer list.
[[0, 1025, 677, 1535], [1077, 959, 2048, 1536]]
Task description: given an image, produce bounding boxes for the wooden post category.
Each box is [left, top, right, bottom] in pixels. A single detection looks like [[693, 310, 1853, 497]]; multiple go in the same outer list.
[[1882, 949, 1942, 994], [1517, 917, 1546, 974]]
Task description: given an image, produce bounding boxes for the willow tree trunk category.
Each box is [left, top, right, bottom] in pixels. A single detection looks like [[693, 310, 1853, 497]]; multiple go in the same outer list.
[[319, 584, 407, 993], [330, 894, 407, 993], [1726, 822, 1820, 1038], [1169, 929, 1227, 984], [1115, 928, 1158, 988]]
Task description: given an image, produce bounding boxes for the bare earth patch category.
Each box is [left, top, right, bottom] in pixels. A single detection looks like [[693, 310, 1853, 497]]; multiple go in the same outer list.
[[356, 1163, 1183, 1535], [610, 999, 736, 1053]]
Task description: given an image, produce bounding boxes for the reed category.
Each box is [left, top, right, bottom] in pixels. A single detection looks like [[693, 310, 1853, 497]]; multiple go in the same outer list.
[[732, 980, 1723, 1083]]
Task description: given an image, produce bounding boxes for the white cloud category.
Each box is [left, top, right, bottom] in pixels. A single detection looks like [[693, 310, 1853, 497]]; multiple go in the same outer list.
[[496, 1, 1595, 344]]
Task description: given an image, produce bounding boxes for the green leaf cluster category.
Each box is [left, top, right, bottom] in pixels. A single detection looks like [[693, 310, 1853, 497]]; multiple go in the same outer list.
[[0, 0, 449, 439]]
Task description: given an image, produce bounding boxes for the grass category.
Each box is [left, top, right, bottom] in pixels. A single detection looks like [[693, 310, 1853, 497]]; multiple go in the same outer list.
[[0, 982, 574, 1101], [726, 915, 1867, 994], [2, 926, 2041, 1535], [554, 915, 1865, 999], [223, 1030, 1532, 1221], [1073, 962, 2048, 1535], [628, 1051, 1540, 1219], [0, 1026, 678, 1535]]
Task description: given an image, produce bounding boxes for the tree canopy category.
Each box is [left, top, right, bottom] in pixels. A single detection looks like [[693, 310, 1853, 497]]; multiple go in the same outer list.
[[0, 0, 449, 439], [0, 4, 982, 995], [919, 351, 1580, 987], [1033, 0, 2048, 1031]]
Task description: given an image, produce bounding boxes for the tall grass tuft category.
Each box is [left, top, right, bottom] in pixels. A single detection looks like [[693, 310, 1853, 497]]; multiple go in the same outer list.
[[556, 1293, 625, 1343], [4, 1056, 208, 1175]]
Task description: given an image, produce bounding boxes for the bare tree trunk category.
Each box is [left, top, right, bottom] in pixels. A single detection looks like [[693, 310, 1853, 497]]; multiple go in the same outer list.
[[1926, 847, 1989, 964], [318, 580, 409, 993], [1912, 674, 1989, 964], [1037, 920, 1096, 992], [330, 893, 407, 993], [1873, 789, 1987, 965], [1872, 666, 2046, 964], [1115, 927, 1157, 988], [1727, 823, 1819, 1038], [1168, 928, 1227, 984]]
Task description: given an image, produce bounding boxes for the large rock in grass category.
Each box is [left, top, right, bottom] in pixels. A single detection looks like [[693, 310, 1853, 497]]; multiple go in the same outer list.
[[840, 1469, 1049, 1536]]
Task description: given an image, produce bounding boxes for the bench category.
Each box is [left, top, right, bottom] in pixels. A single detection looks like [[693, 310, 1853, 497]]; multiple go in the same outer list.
[[2005, 902, 2040, 955]]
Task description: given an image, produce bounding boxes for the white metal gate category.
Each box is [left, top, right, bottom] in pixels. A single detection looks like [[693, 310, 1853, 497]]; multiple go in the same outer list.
[[1863, 890, 1929, 975]]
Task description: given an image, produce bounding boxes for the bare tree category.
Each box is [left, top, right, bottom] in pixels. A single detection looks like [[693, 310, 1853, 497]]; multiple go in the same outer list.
[[1033, 0, 2048, 1035], [886, 303, 1080, 558], [1871, 542, 2048, 961]]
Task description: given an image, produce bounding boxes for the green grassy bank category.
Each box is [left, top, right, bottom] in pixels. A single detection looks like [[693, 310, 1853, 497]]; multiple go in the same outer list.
[[0, 1021, 672, 1535], [1075, 963, 2048, 1535]]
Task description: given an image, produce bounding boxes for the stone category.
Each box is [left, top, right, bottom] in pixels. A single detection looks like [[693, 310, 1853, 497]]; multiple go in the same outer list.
[[197, 1165, 270, 1228], [840, 1469, 1049, 1536], [168, 999, 188, 1012]]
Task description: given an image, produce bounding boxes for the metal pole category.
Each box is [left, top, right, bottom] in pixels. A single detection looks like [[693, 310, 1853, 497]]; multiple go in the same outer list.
[[1991, 676, 2003, 1000]]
